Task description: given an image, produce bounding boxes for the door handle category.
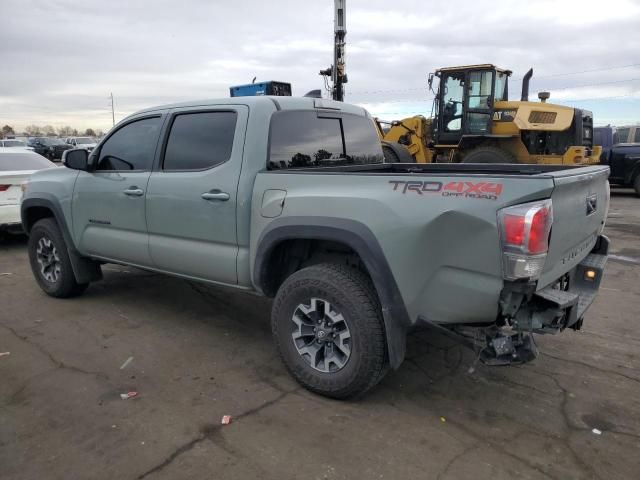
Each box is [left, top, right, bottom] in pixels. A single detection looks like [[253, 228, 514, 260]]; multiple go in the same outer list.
[[201, 191, 230, 201], [123, 187, 144, 197]]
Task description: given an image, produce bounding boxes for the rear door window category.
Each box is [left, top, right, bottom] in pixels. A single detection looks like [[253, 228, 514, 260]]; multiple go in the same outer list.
[[163, 111, 237, 170], [268, 111, 383, 169]]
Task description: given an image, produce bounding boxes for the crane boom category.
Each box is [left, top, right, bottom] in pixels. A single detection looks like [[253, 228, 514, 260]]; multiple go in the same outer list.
[[320, 0, 347, 101]]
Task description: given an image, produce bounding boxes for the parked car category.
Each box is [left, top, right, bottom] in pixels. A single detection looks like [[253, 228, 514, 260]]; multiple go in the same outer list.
[[65, 136, 98, 152], [0, 148, 56, 233], [602, 143, 640, 196], [21, 96, 610, 398], [0, 139, 34, 151], [28, 137, 72, 160]]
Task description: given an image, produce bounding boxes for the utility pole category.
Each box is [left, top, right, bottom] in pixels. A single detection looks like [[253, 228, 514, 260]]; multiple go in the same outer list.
[[109, 92, 115, 127], [319, 0, 347, 101]]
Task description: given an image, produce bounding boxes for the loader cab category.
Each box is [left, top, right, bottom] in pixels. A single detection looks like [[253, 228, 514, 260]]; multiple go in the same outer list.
[[432, 64, 511, 145]]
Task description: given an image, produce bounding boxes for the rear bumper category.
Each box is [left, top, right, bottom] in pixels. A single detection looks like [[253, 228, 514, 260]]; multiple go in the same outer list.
[[514, 235, 609, 333]]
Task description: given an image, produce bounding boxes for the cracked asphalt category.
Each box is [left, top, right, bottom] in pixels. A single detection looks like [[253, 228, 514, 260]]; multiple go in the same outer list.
[[1, 189, 639, 480]]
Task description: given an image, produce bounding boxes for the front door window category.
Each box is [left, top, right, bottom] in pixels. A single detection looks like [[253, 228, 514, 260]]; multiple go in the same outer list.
[[441, 73, 464, 132]]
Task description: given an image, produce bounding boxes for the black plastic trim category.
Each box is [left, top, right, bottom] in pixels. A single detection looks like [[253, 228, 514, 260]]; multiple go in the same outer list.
[[21, 196, 102, 284], [254, 216, 409, 369]]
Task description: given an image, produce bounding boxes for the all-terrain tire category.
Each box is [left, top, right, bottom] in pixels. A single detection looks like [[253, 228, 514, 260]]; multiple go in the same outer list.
[[272, 263, 388, 399], [28, 218, 88, 298], [461, 146, 517, 164]]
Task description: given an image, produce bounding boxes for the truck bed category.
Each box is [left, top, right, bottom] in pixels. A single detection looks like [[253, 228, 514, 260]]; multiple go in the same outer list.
[[265, 162, 602, 177], [253, 163, 610, 325]]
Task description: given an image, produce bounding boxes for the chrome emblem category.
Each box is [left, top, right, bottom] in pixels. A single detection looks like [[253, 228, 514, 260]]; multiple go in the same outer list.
[[586, 194, 597, 215]]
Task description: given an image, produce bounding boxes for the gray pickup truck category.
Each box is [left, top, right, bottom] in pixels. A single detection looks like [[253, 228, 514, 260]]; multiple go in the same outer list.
[[21, 96, 610, 398]]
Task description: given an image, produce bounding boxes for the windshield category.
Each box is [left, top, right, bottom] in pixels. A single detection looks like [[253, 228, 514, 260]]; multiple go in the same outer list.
[[0, 152, 56, 171], [40, 138, 65, 145], [3, 140, 26, 147], [75, 137, 94, 144]]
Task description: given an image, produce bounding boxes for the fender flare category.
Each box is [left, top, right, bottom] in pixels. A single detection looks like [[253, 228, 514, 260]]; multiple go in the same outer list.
[[21, 195, 102, 284], [254, 216, 409, 369]]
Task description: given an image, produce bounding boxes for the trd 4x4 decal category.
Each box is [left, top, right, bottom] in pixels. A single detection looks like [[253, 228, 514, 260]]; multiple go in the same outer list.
[[389, 180, 503, 200]]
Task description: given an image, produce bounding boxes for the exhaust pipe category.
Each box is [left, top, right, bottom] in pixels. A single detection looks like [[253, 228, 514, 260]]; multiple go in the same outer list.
[[521, 68, 533, 101]]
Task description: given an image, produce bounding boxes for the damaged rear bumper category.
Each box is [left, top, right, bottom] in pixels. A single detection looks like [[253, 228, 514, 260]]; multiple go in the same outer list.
[[513, 234, 609, 334], [418, 236, 609, 366]]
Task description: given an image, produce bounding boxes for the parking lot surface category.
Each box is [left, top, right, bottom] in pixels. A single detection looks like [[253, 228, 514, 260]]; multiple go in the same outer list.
[[1, 190, 639, 480]]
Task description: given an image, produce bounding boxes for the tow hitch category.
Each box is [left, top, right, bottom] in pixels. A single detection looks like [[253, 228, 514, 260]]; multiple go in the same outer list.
[[480, 329, 538, 366]]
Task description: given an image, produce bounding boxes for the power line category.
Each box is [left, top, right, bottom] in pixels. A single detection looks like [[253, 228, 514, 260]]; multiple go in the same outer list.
[[513, 62, 640, 80], [348, 64, 640, 96]]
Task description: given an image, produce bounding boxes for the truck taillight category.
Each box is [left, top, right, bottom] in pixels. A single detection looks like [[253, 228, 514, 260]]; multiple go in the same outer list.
[[498, 199, 553, 280]]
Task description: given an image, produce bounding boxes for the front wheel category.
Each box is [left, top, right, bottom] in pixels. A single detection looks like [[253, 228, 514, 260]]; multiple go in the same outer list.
[[633, 175, 640, 197], [28, 218, 88, 298], [271, 263, 388, 399]]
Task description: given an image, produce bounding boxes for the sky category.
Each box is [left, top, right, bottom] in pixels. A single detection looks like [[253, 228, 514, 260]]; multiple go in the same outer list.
[[1, 0, 639, 132]]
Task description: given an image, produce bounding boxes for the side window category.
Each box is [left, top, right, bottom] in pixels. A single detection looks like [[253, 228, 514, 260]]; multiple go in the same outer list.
[[163, 111, 237, 170], [268, 111, 383, 170], [613, 128, 629, 144], [634, 129, 640, 143], [96, 117, 162, 171]]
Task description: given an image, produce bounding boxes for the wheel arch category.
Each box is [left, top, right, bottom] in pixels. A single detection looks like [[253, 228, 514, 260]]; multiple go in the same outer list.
[[21, 196, 102, 284], [254, 216, 409, 369]]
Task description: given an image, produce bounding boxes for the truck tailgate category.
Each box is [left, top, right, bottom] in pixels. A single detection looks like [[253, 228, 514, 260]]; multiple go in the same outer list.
[[538, 166, 609, 289]]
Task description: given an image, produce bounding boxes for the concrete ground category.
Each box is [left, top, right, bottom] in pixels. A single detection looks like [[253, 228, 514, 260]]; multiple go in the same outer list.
[[1, 190, 639, 480]]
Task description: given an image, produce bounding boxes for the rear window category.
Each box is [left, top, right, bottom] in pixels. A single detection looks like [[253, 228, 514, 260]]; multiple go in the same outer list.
[[0, 152, 56, 171], [268, 111, 384, 170]]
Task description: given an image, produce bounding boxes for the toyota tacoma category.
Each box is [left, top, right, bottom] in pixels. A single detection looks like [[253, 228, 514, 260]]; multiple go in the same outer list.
[[21, 96, 610, 398]]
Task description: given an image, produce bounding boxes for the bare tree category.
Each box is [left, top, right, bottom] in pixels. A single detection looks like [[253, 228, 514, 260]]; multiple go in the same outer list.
[[25, 125, 42, 136], [57, 126, 74, 136], [85, 128, 96, 137], [42, 125, 56, 136], [72, 128, 79, 136]]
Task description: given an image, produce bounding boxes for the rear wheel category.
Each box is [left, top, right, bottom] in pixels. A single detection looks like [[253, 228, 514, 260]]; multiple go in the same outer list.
[[271, 263, 387, 399], [633, 175, 640, 197], [28, 218, 88, 298], [461, 146, 516, 164]]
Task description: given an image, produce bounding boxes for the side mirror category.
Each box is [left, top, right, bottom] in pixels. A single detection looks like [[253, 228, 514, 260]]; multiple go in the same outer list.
[[62, 149, 89, 171]]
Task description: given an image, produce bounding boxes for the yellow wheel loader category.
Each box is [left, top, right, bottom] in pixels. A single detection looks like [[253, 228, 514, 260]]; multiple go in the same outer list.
[[377, 64, 601, 164]]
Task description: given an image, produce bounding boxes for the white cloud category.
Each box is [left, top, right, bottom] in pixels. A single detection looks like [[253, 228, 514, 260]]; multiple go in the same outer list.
[[0, 0, 639, 130]]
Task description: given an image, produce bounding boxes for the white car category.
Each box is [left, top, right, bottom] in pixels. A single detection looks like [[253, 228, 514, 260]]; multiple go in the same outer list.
[[0, 139, 35, 151], [0, 148, 56, 233], [65, 136, 98, 151]]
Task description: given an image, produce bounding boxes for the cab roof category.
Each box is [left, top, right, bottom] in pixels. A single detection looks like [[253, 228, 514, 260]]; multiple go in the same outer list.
[[130, 96, 369, 121], [436, 64, 513, 76]]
